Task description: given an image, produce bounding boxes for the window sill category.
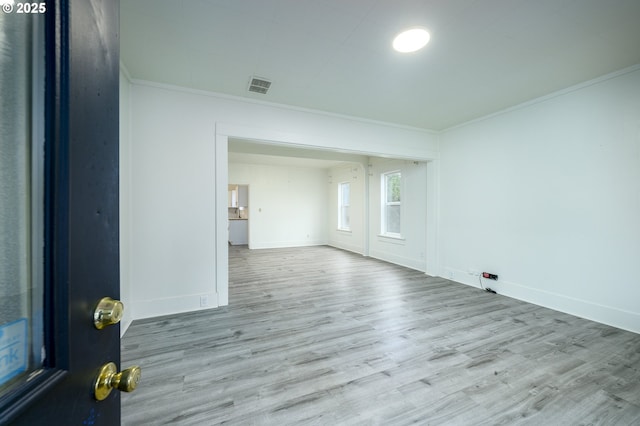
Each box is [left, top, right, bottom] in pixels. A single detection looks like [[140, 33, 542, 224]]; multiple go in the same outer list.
[[336, 228, 352, 233], [377, 234, 405, 244]]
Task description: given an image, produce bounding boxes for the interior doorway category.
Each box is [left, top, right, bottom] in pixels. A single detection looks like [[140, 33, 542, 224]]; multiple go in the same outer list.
[[215, 134, 439, 308], [228, 184, 249, 246]]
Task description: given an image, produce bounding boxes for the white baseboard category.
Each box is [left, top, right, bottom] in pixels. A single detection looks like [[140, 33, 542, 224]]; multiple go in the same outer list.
[[369, 249, 426, 272], [249, 240, 327, 249], [327, 241, 364, 255], [440, 266, 640, 334], [132, 292, 219, 321], [120, 318, 133, 337]]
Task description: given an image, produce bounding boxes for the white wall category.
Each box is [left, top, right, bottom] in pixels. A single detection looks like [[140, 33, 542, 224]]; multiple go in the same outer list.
[[129, 86, 218, 319], [327, 164, 366, 254], [128, 81, 438, 319], [124, 66, 638, 333], [368, 158, 429, 272], [229, 163, 329, 249], [439, 66, 640, 333], [119, 67, 133, 335]]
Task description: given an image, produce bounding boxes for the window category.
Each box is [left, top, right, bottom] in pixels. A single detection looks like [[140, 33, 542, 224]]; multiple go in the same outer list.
[[382, 171, 401, 236], [338, 182, 350, 231], [0, 13, 45, 402]]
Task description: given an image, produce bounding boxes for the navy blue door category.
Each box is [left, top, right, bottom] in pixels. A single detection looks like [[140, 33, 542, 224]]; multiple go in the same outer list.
[[1, 0, 122, 424]]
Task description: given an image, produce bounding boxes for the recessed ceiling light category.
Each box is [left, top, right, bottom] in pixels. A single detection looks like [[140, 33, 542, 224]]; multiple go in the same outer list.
[[393, 27, 430, 53]]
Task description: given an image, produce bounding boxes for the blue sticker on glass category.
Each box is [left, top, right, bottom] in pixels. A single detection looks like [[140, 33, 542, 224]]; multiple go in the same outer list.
[[0, 318, 28, 385]]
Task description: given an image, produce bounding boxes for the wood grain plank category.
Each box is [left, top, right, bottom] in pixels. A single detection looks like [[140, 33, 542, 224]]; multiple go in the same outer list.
[[122, 245, 640, 425]]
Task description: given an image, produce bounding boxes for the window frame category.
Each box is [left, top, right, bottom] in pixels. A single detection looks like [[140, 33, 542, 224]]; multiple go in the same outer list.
[[381, 170, 402, 238], [337, 181, 351, 231]]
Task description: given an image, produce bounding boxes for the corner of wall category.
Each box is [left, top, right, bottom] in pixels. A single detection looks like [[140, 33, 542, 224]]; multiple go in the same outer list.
[[120, 318, 132, 337], [132, 292, 220, 321], [119, 61, 133, 83]]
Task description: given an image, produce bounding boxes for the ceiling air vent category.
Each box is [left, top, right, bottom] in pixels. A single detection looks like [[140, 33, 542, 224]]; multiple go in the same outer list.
[[248, 76, 272, 94]]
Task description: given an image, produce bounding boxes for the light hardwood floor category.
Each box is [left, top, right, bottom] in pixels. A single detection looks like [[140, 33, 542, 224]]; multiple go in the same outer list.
[[122, 245, 640, 425]]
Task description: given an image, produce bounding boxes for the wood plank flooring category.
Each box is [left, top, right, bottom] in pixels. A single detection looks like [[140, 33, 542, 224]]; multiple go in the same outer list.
[[122, 245, 640, 425]]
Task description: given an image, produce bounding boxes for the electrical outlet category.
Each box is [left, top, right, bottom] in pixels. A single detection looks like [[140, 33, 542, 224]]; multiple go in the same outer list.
[[482, 272, 498, 280], [200, 295, 209, 307]]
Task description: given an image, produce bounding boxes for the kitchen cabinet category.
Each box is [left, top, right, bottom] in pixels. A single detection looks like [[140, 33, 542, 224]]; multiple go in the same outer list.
[[229, 219, 248, 245]]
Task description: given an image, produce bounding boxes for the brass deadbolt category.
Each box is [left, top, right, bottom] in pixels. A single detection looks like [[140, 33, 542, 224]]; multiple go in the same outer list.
[[94, 362, 141, 401], [94, 297, 124, 329]]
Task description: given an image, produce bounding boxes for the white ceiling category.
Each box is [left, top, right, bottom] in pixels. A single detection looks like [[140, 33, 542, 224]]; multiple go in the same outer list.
[[121, 0, 640, 131]]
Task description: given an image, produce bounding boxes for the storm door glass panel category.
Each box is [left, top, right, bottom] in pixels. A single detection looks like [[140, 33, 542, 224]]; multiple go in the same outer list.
[[0, 11, 45, 399]]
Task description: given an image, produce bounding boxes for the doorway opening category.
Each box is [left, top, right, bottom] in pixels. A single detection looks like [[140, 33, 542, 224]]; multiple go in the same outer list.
[[217, 136, 438, 308], [228, 184, 249, 246]]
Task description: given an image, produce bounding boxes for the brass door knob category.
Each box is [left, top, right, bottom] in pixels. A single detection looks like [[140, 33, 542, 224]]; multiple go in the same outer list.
[[94, 362, 141, 401], [94, 297, 124, 329]]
